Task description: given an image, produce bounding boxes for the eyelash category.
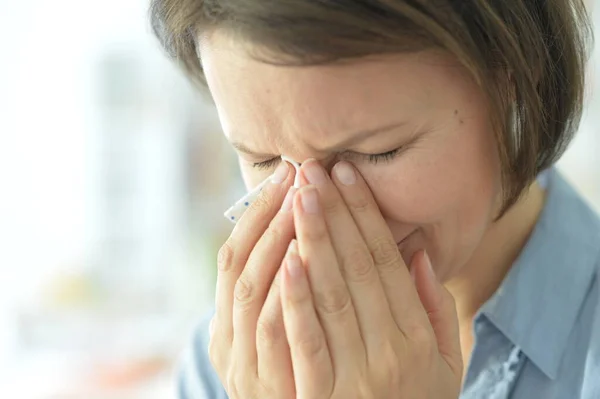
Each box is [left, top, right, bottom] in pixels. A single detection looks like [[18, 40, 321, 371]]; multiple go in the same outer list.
[[251, 148, 401, 170], [366, 148, 400, 164], [252, 157, 281, 170]]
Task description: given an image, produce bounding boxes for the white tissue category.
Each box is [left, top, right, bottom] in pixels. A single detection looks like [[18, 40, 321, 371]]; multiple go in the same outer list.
[[223, 156, 301, 224]]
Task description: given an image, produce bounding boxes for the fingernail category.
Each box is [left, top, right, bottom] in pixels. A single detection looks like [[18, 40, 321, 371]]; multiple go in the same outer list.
[[286, 254, 304, 280], [303, 159, 327, 185], [280, 187, 296, 212], [424, 250, 436, 281], [301, 188, 320, 214], [334, 162, 356, 185], [271, 161, 289, 184]]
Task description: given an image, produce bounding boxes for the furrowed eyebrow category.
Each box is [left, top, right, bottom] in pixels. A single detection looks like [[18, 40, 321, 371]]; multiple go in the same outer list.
[[230, 142, 275, 158], [230, 121, 408, 157]]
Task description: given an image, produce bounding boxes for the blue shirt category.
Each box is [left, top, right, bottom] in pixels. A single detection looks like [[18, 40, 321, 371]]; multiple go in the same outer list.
[[179, 168, 600, 399]]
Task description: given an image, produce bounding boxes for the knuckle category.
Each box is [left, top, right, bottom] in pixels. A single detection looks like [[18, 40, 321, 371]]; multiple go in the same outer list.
[[369, 236, 401, 270], [341, 247, 375, 283], [297, 332, 327, 360], [234, 277, 255, 307], [321, 196, 342, 215], [217, 240, 236, 272], [256, 317, 285, 348], [264, 223, 284, 246], [315, 285, 352, 316], [348, 190, 371, 213], [302, 219, 329, 242], [250, 191, 273, 214]]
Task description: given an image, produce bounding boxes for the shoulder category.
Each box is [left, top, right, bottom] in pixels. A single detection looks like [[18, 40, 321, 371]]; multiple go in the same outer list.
[[497, 170, 600, 398], [581, 267, 600, 398], [177, 309, 228, 399], [551, 171, 600, 397]]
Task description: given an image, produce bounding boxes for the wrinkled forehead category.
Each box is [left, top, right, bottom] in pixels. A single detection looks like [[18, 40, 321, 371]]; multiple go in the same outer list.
[[199, 32, 471, 151]]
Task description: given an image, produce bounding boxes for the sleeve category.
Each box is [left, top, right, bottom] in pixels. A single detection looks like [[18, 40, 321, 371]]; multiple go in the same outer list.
[[177, 310, 229, 399]]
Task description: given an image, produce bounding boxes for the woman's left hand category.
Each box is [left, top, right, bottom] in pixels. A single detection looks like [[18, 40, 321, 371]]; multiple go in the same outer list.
[[279, 159, 463, 399]]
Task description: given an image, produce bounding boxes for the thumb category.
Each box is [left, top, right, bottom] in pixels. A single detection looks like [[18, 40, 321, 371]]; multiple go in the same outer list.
[[410, 250, 462, 376]]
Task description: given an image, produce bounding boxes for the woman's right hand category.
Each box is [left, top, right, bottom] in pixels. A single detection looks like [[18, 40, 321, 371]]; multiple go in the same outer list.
[[208, 160, 298, 398]]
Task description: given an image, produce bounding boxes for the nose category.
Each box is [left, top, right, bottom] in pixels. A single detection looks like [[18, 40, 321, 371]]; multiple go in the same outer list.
[[321, 156, 339, 174], [284, 154, 338, 175], [289, 156, 339, 188]]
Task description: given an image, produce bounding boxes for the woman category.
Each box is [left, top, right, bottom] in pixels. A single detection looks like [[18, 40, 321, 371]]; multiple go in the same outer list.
[[151, 1, 599, 398]]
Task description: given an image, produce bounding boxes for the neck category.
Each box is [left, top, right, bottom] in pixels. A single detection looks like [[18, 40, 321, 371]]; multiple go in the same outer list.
[[445, 181, 546, 325]]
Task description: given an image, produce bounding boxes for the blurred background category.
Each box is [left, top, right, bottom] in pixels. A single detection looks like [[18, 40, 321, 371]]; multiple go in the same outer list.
[[0, 1, 598, 398]]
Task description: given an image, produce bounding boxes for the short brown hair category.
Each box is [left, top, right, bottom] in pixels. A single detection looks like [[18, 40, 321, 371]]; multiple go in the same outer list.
[[150, 0, 593, 213]]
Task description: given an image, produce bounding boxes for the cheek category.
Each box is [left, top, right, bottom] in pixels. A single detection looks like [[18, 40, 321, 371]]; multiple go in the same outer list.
[[361, 160, 462, 224], [239, 164, 254, 190], [359, 124, 500, 225], [239, 163, 271, 191]]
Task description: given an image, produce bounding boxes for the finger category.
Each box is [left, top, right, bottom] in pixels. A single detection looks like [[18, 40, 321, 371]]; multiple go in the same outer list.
[[410, 250, 462, 376], [256, 266, 295, 393], [232, 186, 297, 370], [281, 240, 334, 399], [212, 161, 294, 372], [332, 161, 431, 334], [300, 159, 396, 349], [293, 185, 365, 376]]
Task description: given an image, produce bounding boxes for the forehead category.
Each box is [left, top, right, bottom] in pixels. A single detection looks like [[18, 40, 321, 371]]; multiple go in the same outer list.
[[199, 32, 470, 152]]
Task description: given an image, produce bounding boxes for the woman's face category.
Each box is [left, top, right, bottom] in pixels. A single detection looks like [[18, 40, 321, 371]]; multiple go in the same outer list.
[[200, 34, 503, 282]]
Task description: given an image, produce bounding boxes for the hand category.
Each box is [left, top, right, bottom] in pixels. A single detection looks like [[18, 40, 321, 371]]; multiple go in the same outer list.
[[278, 159, 463, 399], [209, 160, 298, 398]]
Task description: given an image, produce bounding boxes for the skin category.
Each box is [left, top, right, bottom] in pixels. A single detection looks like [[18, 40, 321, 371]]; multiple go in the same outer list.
[[201, 31, 546, 396]]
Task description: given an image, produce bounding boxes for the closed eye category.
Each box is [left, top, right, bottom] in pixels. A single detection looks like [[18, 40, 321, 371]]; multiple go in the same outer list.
[[362, 148, 400, 164], [252, 157, 281, 170], [251, 147, 402, 170]]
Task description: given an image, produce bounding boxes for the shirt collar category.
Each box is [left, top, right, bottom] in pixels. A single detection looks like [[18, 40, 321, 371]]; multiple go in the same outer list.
[[477, 168, 600, 380]]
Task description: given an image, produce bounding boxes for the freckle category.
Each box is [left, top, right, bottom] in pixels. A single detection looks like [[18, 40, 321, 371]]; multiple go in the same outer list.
[[459, 119, 464, 124], [454, 109, 459, 116]]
